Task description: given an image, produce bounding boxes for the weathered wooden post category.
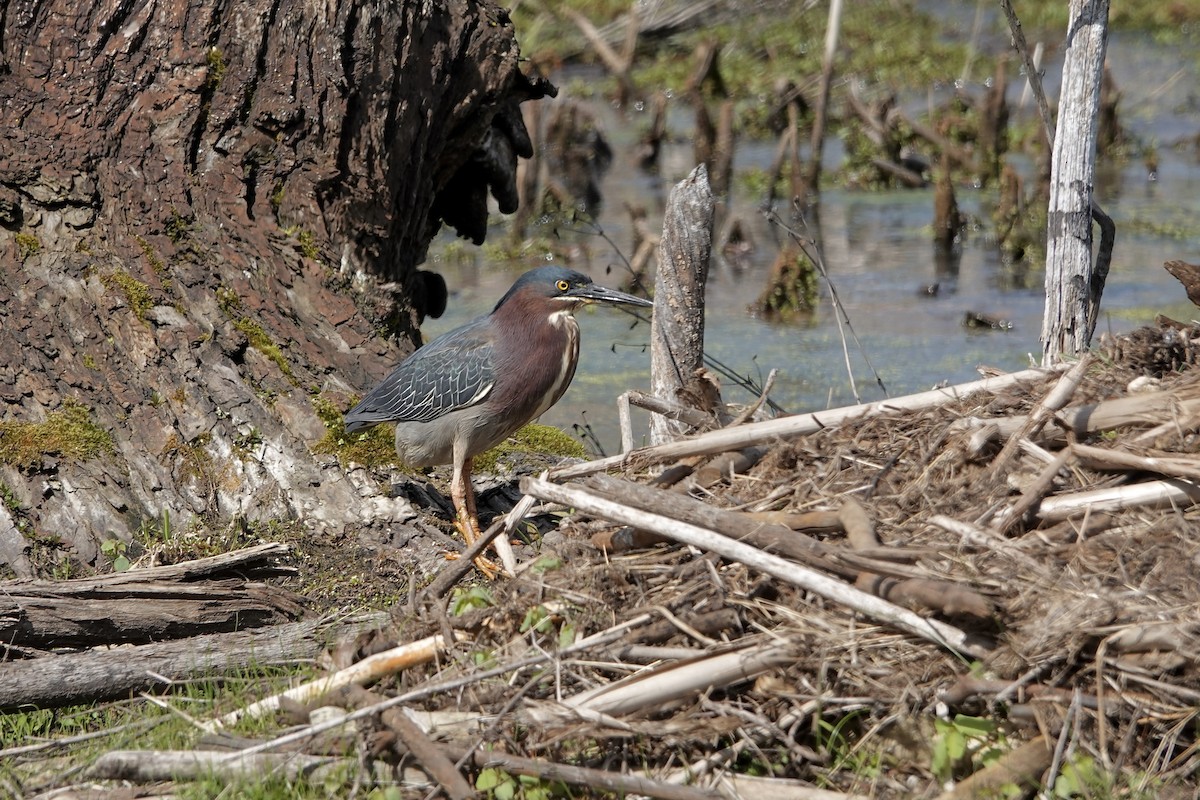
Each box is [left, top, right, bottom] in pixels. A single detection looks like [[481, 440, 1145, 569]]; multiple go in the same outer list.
[[650, 165, 714, 445], [1041, 0, 1111, 363]]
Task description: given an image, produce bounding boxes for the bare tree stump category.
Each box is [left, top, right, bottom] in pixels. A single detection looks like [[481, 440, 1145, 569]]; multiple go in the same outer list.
[[1041, 0, 1112, 364], [933, 156, 965, 252], [978, 56, 1010, 186], [650, 166, 714, 445]]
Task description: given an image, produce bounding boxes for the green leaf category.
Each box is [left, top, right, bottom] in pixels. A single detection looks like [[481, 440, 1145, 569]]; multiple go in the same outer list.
[[945, 728, 966, 760], [451, 585, 496, 615], [1054, 756, 1100, 798], [520, 605, 553, 634], [557, 621, 578, 650], [531, 555, 562, 573], [952, 714, 997, 738], [494, 779, 516, 800], [476, 767, 505, 791], [113, 555, 131, 572]]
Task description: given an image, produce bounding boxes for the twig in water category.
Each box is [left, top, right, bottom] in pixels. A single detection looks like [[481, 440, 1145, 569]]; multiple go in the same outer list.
[[766, 210, 888, 402]]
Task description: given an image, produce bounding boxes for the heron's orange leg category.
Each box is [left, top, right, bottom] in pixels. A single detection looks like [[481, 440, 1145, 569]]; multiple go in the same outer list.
[[449, 457, 501, 578]]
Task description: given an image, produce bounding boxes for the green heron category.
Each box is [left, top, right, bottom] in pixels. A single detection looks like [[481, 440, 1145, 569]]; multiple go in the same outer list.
[[345, 266, 652, 574]]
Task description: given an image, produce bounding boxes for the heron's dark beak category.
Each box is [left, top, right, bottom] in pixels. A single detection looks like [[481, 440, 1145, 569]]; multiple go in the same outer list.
[[570, 283, 653, 308]]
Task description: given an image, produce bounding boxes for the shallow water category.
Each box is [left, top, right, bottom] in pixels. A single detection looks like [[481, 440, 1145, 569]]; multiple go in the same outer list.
[[422, 27, 1200, 456]]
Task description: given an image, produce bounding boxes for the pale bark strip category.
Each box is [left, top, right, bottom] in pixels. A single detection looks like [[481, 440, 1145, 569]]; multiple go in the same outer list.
[[521, 476, 989, 660], [556, 365, 1068, 480], [650, 165, 714, 445], [1035, 478, 1200, 522], [85, 749, 345, 783], [527, 642, 795, 723], [1041, 0, 1112, 362], [207, 633, 461, 732]]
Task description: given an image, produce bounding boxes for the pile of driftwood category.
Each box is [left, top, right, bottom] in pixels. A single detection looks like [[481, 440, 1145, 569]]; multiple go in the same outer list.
[[12, 320, 1199, 798]]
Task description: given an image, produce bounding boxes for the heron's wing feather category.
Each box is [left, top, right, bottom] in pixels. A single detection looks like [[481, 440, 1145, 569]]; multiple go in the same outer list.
[[344, 320, 495, 431]]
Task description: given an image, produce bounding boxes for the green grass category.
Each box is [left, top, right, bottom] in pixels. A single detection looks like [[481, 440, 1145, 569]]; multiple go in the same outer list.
[[0, 662, 340, 797]]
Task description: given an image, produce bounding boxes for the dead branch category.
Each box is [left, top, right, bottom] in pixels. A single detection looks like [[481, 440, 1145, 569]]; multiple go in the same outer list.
[[522, 475, 989, 659], [1034, 478, 1200, 522], [1071, 442, 1200, 481], [553, 365, 1069, 480], [989, 354, 1091, 478], [347, 688, 475, 800], [854, 574, 994, 619], [932, 736, 1051, 800], [562, 8, 638, 106], [994, 446, 1075, 535], [207, 632, 461, 731], [458, 747, 725, 800], [528, 641, 795, 723]]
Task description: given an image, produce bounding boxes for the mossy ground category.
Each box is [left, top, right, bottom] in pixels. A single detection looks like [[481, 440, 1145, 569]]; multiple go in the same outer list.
[[0, 400, 114, 469], [99, 268, 154, 319], [216, 285, 294, 377]]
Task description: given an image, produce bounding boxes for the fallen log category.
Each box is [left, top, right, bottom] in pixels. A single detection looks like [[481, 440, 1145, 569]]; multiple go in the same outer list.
[[0, 543, 301, 649], [0, 612, 387, 710]]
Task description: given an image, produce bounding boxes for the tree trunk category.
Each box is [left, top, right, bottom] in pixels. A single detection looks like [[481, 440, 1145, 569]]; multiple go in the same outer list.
[[0, 1, 551, 576], [1041, 0, 1110, 364], [802, 0, 844, 205]]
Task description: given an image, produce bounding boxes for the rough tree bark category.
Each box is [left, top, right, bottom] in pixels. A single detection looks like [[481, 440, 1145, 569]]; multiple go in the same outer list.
[[0, 0, 551, 577], [649, 166, 713, 445], [1041, 0, 1111, 363]]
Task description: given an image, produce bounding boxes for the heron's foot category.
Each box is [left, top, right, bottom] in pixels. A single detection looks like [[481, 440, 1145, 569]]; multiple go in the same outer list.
[[451, 517, 504, 579], [443, 550, 502, 579]]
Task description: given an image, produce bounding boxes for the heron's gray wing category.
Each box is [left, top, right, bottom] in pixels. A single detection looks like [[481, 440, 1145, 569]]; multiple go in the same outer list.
[[344, 320, 495, 431]]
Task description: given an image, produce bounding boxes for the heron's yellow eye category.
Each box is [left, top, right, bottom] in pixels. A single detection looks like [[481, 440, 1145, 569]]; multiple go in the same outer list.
[[556, 279, 570, 292]]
